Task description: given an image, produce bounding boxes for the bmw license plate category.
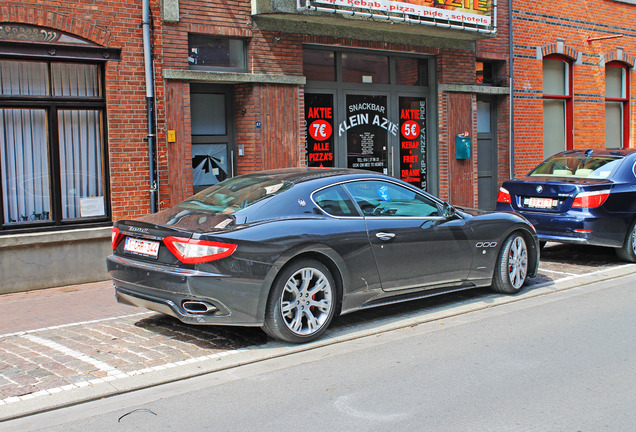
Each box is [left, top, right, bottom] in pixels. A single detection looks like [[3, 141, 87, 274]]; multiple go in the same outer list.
[[524, 197, 555, 209], [123, 237, 160, 258]]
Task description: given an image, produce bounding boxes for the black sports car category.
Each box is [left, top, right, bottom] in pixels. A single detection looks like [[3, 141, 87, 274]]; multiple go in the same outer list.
[[108, 168, 539, 343], [496, 148, 636, 262]]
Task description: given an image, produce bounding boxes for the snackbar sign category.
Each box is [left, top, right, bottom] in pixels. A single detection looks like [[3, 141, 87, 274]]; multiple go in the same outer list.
[[305, 0, 492, 27]]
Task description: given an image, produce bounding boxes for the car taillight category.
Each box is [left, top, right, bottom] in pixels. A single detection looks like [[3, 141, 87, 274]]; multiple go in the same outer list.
[[112, 227, 125, 249], [496, 187, 511, 204], [571, 190, 610, 209], [163, 236, 237, 264]]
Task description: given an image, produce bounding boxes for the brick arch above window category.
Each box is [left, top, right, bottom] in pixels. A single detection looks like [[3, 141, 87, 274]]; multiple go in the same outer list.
[[537, 39, 581, 64], [0, 22, 121, 61], [0, 5, 116, 47], [602, 49, 635, 68]]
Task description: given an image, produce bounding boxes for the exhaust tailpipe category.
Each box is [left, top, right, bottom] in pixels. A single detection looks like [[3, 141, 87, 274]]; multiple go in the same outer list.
[[182, 301, 218, 314]]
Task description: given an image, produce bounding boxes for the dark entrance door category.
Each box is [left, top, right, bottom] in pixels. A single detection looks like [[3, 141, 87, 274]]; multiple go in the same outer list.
[[477, 97, 498, 210], [190, 84, 234, 193], [344, 94, 391, 175]]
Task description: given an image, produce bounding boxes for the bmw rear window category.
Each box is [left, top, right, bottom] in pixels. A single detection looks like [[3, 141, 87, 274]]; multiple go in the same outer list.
[[175, 176, 293, 213], [529, 155, 623, 179]]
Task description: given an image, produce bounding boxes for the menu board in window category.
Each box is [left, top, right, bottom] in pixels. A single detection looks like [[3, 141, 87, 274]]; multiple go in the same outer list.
[[343, 94, 395, 174]]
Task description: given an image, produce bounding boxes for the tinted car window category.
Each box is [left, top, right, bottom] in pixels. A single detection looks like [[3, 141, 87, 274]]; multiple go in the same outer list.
[[344, 180, 440, 217], [529, 154, 623, 179], [176, 175, 293, 214], [313, 185, 359, 217]]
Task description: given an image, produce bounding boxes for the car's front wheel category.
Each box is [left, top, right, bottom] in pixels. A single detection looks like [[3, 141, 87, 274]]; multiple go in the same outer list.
[[491, 232, 528, 294], [616, 220, 636, 263], [262, 259, 337, 343]]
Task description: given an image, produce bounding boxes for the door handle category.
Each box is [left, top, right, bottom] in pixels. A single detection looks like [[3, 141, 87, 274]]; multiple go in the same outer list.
[[375, 232, 395, 241]]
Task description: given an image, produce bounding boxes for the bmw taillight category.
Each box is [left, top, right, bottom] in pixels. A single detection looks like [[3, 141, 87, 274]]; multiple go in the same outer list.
[[163, 237, 237, 264], [112, 227, 125, 249], [496, 187, 511, 204], [571, 190, 610, 209]]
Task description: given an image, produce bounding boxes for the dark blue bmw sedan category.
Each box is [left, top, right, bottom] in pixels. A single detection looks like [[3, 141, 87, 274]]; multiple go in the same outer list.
[[496, 148, 636, 262]]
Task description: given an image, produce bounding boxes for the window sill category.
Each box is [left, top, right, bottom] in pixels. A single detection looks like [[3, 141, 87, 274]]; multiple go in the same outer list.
[[164, 69, 306, 85], [0, 226, 112, 248]]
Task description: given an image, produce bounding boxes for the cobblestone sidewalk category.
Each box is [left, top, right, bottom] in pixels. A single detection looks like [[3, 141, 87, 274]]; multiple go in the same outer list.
[[0, 311, 267, 404]]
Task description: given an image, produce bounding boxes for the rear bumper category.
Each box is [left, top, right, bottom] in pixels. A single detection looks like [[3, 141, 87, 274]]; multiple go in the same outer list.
[[107, 255, 266, 326], [510, 211, 626, 248]]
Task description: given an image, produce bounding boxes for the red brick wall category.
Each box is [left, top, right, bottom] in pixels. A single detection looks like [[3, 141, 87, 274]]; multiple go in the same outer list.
[[512, 0, 636, 177], [235, 83, 264, 173], [1, 1, 165, 221]]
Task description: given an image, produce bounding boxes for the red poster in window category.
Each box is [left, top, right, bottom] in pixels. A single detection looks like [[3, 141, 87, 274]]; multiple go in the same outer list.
[[305, 94, 335, 167], [399, 97, 427, 190]]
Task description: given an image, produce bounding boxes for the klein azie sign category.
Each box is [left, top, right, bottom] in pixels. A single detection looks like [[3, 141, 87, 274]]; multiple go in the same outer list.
[[302, 0, 493, 29]]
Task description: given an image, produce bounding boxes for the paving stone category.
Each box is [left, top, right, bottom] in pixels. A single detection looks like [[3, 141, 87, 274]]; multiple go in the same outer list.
[[2, 384, 39, 398]]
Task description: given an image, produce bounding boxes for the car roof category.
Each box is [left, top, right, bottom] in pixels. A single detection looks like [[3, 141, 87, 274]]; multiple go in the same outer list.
[[556, 148, 636, 158], [238, 167, 385, 185]]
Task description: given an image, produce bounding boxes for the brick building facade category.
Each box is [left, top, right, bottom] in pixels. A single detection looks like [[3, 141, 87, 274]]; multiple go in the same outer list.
[[0, 1, 157, 292], [511, 0, 636, 176], [1, 0, 513, 292]]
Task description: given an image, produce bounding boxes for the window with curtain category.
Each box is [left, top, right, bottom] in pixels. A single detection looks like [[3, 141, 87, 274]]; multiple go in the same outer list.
[[605, 62, 629, 149], [0, 59, 108, 230], [542, 56, 572, 159]]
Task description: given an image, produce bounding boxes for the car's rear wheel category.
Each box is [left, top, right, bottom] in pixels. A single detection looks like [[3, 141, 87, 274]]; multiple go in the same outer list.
[[262, 259, 336, 343], [491, 233, 528, 294], [616, 220, 636, 263]]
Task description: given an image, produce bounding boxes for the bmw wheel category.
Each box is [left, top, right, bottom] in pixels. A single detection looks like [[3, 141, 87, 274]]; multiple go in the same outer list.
[[263, 259, 336, 343], [616, 220, 636, 263], [491, 233, 528, 294]]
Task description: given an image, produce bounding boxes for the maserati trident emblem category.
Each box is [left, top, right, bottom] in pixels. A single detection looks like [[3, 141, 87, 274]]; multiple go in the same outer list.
[[536, 186, 543, 194]]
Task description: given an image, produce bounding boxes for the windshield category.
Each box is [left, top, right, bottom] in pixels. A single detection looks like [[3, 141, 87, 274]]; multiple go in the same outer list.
[[529, 154, 623, 179], [175, 175, 293, 214]]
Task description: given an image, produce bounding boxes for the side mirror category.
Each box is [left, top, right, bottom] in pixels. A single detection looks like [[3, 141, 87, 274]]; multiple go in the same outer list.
[[443, 202, 457, 219]]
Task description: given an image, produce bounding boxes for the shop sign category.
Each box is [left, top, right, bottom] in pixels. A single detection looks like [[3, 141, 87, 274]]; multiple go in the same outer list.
[[302, 0, 492, 29], [305, 94, 335, 167]]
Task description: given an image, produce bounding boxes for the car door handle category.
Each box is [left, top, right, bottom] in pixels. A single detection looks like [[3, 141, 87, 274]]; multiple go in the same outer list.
[[375, 232, 395, 241]]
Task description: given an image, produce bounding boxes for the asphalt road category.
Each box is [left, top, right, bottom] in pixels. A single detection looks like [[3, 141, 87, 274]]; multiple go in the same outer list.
[[0, 242, 634, 425], [10, 271, 636, 432]]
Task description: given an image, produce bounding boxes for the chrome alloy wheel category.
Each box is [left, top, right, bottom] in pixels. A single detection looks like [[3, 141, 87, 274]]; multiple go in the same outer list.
[[507, 236, 528, 289], [631, 225, 636, 254], [280, 267, 333, 336]]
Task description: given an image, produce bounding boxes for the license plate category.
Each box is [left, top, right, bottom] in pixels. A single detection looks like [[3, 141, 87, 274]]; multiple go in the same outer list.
[[124, 237, 160, 258], [524, 197, 555, 209]]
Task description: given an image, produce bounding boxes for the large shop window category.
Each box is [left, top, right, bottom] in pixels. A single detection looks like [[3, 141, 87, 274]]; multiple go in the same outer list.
[[0, 59, 108, 231], [605, 62, 629, 149], [303, 49, 430, 190], [542, 56, 573, 158]]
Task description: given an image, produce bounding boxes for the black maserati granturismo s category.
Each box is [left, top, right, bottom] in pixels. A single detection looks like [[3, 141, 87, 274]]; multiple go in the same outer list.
[[108, 168, 539, 343]]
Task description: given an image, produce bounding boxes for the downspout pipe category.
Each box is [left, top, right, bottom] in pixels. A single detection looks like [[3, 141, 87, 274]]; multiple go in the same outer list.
[[508, 0, 514, 179], [143, 0, 157, 213]]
